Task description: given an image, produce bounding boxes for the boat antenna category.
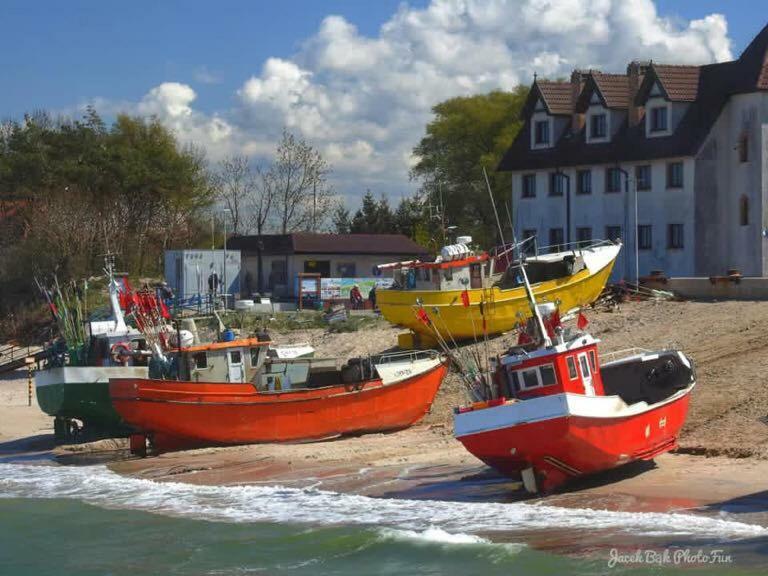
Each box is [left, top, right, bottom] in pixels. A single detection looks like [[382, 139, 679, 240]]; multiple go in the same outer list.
[[482, 166, 506, 247], [519, 255, 551, 348]]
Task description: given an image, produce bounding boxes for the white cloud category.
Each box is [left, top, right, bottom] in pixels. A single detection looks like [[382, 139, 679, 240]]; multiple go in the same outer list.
[[93, 1, 733, 204]]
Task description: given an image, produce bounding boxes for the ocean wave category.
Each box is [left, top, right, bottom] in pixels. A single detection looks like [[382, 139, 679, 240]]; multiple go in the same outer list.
[[0, 462, 765, 541], [378, 527, 493, 545]]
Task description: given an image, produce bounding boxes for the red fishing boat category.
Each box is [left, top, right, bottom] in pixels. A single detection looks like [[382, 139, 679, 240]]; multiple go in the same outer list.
[[110, 337, 447, 454], [452, 253, 695, 493]]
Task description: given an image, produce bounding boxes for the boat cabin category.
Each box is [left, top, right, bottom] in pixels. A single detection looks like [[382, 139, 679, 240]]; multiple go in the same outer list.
[[169, 337, 351, 391], [382, 253, 490, 292], [175, 338, 271, 383], [496, 335, 604, 401]]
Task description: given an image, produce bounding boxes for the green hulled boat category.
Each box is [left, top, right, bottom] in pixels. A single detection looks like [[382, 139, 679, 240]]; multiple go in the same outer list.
[[34, 263, 150, 440]]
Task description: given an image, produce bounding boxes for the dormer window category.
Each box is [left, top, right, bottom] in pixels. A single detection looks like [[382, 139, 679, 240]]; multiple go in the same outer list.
[[534, 120, 550, 145], [590, 114, 607, 139], [650, 107, 668, 132]]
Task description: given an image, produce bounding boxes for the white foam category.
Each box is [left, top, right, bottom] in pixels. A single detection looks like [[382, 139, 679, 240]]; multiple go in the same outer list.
[[0, 463, 765, 541], [379, 527, 491, 545]]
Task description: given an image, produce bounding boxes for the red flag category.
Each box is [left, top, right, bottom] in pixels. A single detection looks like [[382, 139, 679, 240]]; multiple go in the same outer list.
[[460, 289, 470, 308], [577, 311, 589, 330], [415, 308, 431, 326]]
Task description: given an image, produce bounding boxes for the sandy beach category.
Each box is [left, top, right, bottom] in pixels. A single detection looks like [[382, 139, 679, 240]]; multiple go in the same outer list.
[[3, 299, 768, 527]]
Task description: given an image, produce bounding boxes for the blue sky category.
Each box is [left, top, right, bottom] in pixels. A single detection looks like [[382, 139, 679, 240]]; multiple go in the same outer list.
[[1, 1, 765, 205]]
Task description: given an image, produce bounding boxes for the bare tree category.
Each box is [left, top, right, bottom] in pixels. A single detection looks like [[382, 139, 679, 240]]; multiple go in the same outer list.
[[271, 129, 333, 233], [246, 166, 275, 293], [214, 155, 255, 236]]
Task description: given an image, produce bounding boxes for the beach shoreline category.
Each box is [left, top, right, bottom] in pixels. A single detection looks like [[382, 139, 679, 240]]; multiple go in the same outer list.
[[3, 300, 768, 534]]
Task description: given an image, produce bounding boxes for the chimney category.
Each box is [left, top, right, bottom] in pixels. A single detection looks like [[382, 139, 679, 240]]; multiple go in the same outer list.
[[627, 60, 650, 127], [570, 70, 586, 131]]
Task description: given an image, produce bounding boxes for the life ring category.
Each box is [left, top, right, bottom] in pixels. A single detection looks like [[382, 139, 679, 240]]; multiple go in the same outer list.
[[110, 342, 133, 365]]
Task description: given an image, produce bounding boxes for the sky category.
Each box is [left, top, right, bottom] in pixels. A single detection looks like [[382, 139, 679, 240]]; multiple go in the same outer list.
[[1, 0, 766, 207]]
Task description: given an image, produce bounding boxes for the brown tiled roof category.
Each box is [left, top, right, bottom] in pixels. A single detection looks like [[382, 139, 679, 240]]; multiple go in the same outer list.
[[499, 22, 768, 172], [575, 72, 629, 111], [537, 81, 572, 115], [592, 73, 630, 108], [229, 233, 428, 256], [640, 64, 701, 102], [521, 80, 572, 117]]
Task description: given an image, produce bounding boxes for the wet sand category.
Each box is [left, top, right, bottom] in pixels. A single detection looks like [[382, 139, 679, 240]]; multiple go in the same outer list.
[[3, 300, 768, 543]]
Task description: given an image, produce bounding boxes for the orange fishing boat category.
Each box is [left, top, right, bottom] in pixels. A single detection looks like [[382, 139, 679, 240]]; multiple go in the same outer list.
[[109, 337, 447, 454]]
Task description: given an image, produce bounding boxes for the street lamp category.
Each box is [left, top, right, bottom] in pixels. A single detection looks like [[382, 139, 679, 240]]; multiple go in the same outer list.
[[210, 208, 232, 309], [617, 167, 638, 288], [555, 170, 571, 247]]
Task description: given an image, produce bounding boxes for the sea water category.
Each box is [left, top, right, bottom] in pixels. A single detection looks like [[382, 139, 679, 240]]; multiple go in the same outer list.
[[1, 461, 766, 575]]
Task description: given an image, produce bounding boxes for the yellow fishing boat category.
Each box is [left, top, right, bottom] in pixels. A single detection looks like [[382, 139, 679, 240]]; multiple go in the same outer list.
[[377, 238, 621, 348]]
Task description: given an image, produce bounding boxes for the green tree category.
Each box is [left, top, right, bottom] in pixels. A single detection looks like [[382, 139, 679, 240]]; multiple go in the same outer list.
[[332, 204, 351, 234], [0, 109, 214, 323], [350, 190, 393, 233], [410, 87, 529, 247]]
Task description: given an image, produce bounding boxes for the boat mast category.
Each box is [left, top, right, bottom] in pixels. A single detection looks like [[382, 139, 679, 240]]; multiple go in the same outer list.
[[105, 253, 128, 334], [481, 168, 550, 347]]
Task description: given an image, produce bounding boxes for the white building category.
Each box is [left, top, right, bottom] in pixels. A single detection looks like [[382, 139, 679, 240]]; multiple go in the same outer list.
[[499, 23, 768, 279]]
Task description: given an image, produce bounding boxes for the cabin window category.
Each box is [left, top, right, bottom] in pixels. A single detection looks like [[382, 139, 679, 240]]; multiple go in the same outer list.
[[579, 355, 591, 378], [520, 369, 540, 390], [250, 347, 261, 367], [230, 350, 242, 365], [514, 364, 558, 391], [431, 269, 441, 286], [566, 356, 578, 379], [443, 267, 453, 281], [422, 268, 431, 281], [540, 364, 557, 386], [588, 350, 596, 372], [193, 352, 207, 369]]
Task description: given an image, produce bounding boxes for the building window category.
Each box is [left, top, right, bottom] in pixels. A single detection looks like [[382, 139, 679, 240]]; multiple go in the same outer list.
[[605, 167, 621, 193], [549, 228, 564, 252], [576, 227, 592, 247], [740, 195, 749, 226], [649, 106, 668, 132], [590, 114, 607, 139], [576, 170, 591, 195], [739, 133, 749, 163], [534, 120, 550, 145], [605, 226, 622, 242], [522, 174, 536, 198], [635, 165, 651, 191], [667, 162, 683, 188], [638, 225, 652, 250], [667, 224, 684, 249], [336, 263, 356, 277], [549, 172, 564, 196]]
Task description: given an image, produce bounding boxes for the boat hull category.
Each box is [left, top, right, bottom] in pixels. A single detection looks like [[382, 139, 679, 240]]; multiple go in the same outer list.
[[35, 366, 148, 434], [377, 245, 618, 342], [455, 386, 693, 492], [110, 361, 448, 452]]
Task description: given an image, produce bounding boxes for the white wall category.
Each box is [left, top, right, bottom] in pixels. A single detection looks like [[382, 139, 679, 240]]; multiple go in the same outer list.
[[512, 158, 696, 280]]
